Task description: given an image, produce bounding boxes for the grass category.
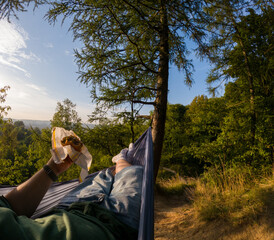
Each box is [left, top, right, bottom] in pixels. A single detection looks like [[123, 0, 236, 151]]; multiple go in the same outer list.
[[156, 175, 195, 196], [156, 164, 274, 225], [188, 165, 274, 225]]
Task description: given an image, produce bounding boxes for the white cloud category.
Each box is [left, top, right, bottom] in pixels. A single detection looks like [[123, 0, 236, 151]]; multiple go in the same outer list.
[[44, 42, 54, 48], [64, 50, 70, 56], [0, 21, 27, 54], [18, 51, 40, 62], [1, 75, 56, 120], [0, 55, 29, 75], [0, 20, 39, 77], [0, 19, 93, 122], [26, 83, 48, 95]]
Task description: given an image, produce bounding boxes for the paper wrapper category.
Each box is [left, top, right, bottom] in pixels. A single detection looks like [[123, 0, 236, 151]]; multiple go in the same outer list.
[[50, 127, 92, 182]]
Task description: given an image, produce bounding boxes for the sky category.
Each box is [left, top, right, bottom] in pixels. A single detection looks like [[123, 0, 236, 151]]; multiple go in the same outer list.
[[0, 5, 214, 123]]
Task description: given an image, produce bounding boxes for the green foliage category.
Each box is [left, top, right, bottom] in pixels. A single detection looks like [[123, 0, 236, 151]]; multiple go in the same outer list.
[[0, 158, 14, 185], [58, 164, 82, 182], [0, 122, 17, 160], [161, 103, 199, 176], [0, 120, 39, 185], [162, 77, 272, 177], [184, 96, 226, 143], [0, 0, 45, 20], [45, 0, 209, 101], [161, 97, 227, 177], [205, 3, 273, 166], [164, 104, 187, 155], [0, 88, 38, 184], [51, 98, 82, 131], [28, 128, 52, 171], [166, 6, 274, 173], [0, 86, 11, 120]]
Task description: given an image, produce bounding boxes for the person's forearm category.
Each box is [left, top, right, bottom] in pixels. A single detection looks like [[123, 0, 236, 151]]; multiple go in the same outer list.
[[4, 166, 55, 217], [4, 156, 72, 217]]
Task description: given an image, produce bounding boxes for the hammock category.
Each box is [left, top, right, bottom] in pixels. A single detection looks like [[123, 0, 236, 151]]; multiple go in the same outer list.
[[0, 127, 154, 240]]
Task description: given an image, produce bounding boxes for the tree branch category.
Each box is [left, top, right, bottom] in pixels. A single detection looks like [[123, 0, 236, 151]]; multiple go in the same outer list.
[[106, 5, 158, 74], [132, 100, 155, 105], [120, 0, 160, 32], [132, 86, 157, 95], [137, 115, 152, 119]]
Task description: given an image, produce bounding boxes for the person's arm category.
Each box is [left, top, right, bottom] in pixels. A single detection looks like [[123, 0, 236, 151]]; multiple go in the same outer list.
[[4, 157, 73, 217]]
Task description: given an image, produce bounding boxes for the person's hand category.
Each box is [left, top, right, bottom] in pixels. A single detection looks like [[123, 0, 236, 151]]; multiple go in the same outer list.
[[47, 155, 73, 176]]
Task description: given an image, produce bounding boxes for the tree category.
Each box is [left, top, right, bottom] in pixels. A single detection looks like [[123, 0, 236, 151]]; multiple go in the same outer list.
[[0, 0, 44, 20], [227, 8, 273, 165], [180, 96, 227, 173], [162, 104, 186, 159], [0, 121, 19, 160], [0, 120, 38, 185], [89, 82, 151, 143], [205, 1, 273, 149], [205, 2, 273, 166], [51, 98, 82, 131], [160, 104, 188, 176], [0, 86, 11, 121], [160, 98, 227, 177], [44, 0, 210, 180]]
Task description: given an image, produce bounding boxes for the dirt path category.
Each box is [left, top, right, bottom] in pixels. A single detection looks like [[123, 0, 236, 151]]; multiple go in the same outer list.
[[154, 194, 274, 240]]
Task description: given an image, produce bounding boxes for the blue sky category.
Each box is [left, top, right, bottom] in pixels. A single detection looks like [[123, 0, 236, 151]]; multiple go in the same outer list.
[[0, 5, 214, 123]]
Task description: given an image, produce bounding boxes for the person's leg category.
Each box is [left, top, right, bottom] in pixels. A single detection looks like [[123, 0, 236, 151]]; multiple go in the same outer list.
[[115, 159, 132, 174], [74, 157, 132, 203], [77, 157, 132, 200], [101, 165, 143, 230], [78, 146, 143, 229], [76, 169, 114, 202]]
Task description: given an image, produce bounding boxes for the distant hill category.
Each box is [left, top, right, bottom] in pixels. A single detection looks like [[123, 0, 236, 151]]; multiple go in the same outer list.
[[8, 119, 94, 130], [14, 119, 51, 129]]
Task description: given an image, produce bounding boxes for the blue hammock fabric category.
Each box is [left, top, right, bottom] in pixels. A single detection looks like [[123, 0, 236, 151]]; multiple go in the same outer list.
[[0, 127, 154, 240]]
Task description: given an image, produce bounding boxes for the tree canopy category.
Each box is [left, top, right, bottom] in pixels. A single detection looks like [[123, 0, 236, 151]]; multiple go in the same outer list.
[[44, 0, 211, 179]]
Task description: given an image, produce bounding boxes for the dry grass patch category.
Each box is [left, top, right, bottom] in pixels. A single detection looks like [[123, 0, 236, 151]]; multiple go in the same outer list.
[[188, 166, 274, 225], [156, 175, 195, 196], [154, 175, 274, 240]]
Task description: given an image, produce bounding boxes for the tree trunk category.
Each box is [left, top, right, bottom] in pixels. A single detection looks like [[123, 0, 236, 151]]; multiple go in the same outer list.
[[152, 1, 169, 182], [233, 20, 256, 148], [272, 146, 274, 174], [130, 100, 135, 143], [238, 38, 256, 146]]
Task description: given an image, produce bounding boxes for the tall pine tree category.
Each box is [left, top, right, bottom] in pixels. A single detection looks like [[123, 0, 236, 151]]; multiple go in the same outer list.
[[44, 0, 210, 179]]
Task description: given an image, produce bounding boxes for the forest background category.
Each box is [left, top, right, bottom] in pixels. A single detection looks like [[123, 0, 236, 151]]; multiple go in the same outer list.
[[0, 0, 273, 228]]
